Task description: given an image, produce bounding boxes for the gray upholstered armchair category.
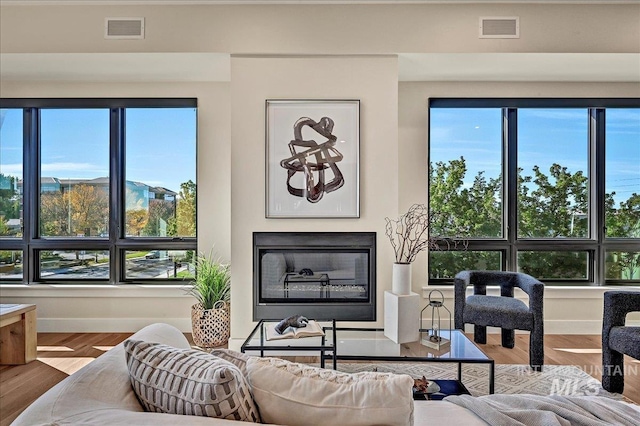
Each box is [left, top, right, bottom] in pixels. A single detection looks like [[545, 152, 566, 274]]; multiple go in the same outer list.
[[454, 271, 545, 371], [602, 290, 640, 394]]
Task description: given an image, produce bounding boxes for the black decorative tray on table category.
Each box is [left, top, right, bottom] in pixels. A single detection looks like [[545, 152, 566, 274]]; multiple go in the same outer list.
[[412, 379, 471, 401]]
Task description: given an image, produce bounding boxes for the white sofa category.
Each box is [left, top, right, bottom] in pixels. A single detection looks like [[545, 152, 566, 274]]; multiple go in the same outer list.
[[12, 323, 485, 425]]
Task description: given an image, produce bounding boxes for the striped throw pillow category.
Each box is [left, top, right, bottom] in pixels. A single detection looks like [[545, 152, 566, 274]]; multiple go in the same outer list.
[[124, 339, 260, 422], [209, 348, 252, 376]]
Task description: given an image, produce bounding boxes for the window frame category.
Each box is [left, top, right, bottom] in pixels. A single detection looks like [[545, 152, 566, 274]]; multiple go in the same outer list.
[[0, 98, 197, 285], [428, 98, 640, 286]]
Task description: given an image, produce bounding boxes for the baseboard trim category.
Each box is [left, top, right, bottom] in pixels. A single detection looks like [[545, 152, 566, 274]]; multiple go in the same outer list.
[[37, 318, 192, 333], [32, 309, 640, 335], [36, 318, 640, 335], [0, 284, 191, 298], [227, 338, 245, 352]]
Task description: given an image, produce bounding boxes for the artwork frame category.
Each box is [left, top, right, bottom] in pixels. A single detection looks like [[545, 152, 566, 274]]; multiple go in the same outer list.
[[265, 99, 360, 218]]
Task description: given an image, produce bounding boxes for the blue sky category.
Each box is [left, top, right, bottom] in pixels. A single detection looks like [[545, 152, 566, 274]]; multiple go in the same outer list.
[[0, 108, 196, 195], [1, 107, 638, 203], [430, 108, 640, 205]]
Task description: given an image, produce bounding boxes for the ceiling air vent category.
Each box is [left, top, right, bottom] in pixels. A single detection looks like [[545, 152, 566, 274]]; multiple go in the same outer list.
[[479, 17, 519, 39], [105, 17, 145, 40]]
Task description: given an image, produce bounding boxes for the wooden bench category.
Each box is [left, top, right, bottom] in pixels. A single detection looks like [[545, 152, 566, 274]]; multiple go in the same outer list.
[[0, 304, 37, 365]]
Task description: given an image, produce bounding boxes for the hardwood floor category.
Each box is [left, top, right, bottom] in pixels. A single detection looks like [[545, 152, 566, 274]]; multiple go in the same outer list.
[[1, 333, 638, 425], [0, 332, 134, 426], [476, 333, 639, 405]]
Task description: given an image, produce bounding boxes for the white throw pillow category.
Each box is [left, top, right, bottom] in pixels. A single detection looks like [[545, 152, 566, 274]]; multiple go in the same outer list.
[[246, 357, 414, 426], [124, 340, 260, 423]]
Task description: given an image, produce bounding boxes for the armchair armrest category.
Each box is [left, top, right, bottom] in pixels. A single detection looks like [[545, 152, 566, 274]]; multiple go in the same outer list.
[[515, 273, 545, 316], [454, 271, 472, 329], [454, 270, 491, 295], [603, 291, 640, 330], [601, 291, 640, 393]]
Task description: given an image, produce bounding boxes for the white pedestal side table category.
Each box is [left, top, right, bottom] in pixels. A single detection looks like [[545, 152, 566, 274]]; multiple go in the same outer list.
[[384, 291, 420, 344]]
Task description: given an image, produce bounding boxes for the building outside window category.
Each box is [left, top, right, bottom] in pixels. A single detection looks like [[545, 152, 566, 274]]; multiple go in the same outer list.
[[428, 99, 639, 285], [0, 99, 197, 284]]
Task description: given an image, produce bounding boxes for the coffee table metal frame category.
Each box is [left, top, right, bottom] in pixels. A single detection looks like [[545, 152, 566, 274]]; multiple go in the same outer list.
[[241, 322, 494, 395], [283, 273, 330, 298], [240, 319, 338, 369], [324, 327, 495, 394]]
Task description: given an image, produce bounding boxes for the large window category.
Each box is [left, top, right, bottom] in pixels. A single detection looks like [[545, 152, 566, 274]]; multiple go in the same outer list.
[[429, 99, 639, 285], [0, 109, 24, 279], [0, 99, 197, 284]]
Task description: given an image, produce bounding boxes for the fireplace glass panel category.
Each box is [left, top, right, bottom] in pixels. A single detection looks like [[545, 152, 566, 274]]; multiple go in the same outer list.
[[260, 250, 369, 302], [253, 232, 376, 321]]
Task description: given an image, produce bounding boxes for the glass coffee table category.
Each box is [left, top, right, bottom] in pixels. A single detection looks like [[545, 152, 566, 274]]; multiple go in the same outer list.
[[241, 319, 337, 369], [323, 327, 494, 395]]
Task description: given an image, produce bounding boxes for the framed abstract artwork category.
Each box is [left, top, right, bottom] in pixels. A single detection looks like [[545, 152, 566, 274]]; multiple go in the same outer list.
[[265, 100, 360, 218]]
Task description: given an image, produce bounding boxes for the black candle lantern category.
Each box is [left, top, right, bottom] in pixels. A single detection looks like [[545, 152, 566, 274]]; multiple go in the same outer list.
[[420, 290, 451, 350]]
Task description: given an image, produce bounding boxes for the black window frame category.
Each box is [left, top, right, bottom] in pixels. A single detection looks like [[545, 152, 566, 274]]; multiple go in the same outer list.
[[428, 98, 640, 286], [0, 98, 198, 285]]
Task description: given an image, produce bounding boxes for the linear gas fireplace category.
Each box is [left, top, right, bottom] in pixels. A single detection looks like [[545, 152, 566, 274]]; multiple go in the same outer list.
[[253, 232, 376, 321]]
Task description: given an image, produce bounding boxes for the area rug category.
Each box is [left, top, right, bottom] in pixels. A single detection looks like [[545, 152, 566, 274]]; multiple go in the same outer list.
[[332, 363, 627, 401]]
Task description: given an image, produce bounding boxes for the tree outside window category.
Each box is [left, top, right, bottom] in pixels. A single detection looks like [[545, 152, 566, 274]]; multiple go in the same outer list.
[[429, 102, 639, 284]]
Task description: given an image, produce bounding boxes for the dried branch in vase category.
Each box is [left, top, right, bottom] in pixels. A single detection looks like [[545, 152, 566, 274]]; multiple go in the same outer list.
[[385, 204, 468, 264], [385, 204, 436, 264]]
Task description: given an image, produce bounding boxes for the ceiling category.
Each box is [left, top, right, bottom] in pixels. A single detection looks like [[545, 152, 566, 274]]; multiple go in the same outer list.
[[1, 52, 638, 82]]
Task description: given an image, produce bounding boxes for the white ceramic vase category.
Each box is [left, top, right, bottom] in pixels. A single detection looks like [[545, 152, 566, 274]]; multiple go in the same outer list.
[[392, 262, 412, 295]]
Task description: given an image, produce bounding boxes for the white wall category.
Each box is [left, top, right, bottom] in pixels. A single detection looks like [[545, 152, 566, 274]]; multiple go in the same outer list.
[[229, 55, 399, 347], [1, 2, 639, 335]]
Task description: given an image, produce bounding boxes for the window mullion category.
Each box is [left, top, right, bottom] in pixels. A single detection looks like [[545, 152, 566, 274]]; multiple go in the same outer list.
[[110, 108, 125, 285], [24, 107, 39, 284], [505, 107, 518, 272], [592, 108, 606, 285]]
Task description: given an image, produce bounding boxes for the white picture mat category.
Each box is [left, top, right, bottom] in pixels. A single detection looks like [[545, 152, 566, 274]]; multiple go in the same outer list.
[[266, 100, 360, 218]]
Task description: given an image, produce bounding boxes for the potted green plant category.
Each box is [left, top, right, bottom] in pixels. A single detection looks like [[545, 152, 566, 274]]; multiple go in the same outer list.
[[186, 251, 231, 348]]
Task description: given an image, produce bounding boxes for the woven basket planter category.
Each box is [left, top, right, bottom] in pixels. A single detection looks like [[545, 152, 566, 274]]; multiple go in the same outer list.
[[191, 302, 230, 348]]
